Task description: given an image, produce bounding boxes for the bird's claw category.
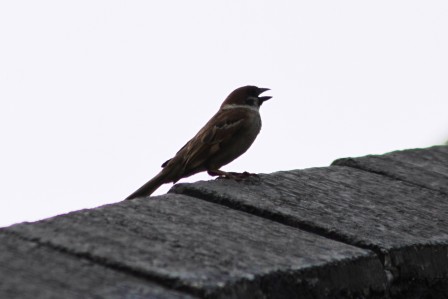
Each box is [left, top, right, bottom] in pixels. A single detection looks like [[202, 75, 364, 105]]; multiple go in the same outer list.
[[208, 170, 259, 181], [228, 171, 259, 180]]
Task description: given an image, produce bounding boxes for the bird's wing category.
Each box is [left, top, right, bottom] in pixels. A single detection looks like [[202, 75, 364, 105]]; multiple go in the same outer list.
[[201, 111, 245, 144], [180, 109, 248, 170]]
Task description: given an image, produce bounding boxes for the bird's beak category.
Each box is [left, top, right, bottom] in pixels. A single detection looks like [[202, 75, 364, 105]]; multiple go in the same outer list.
[[258, 88, 272, 103]]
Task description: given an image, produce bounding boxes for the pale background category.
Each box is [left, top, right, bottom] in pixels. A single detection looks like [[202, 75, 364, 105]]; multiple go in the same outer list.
[[1, 1, 447, 228]]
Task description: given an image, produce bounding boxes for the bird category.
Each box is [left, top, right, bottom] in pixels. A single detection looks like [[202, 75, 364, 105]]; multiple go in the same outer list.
[[125, 85, 272, 200]]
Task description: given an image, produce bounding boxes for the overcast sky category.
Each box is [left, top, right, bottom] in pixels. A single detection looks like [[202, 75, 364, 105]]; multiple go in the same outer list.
[[1, 1, 447, 227]]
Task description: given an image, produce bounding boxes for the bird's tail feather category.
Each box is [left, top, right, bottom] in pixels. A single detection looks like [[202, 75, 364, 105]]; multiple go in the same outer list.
[[124, 171, 169, 201]]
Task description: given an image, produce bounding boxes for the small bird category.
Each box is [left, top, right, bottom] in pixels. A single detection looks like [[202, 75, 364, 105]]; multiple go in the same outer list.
[[125, 85, 272, 200]]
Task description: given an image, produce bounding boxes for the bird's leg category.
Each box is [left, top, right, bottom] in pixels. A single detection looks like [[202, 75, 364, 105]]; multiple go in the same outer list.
[[233, 171, 259, 178], [208, 169, 238, 180], [207, 170, 258, 181]]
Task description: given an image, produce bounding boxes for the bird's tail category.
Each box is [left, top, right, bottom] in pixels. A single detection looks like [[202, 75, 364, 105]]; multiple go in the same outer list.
[[124, 171, 169, 201]]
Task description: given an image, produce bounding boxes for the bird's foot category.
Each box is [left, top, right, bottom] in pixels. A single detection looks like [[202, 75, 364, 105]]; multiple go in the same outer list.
[[208, 170, 259, 181], [228, 171, 259, 179]]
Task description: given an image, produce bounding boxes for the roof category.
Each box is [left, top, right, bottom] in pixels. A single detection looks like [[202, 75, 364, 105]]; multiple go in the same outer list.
[[1, 146, 448, 298]]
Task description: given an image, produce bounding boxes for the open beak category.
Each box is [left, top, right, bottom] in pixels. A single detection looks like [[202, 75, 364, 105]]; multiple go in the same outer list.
[[257, 88, 272, 103]]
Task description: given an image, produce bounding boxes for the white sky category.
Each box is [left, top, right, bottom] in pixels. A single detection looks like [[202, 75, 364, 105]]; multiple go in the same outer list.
[[1, 1, 447, 227]]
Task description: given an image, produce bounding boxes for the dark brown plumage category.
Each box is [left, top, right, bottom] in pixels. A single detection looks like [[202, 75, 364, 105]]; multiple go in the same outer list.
[[125, 85, 271, 200]]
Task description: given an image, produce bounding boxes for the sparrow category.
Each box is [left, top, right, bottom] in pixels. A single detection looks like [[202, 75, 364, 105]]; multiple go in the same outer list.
[[125, 85, 272, 200]]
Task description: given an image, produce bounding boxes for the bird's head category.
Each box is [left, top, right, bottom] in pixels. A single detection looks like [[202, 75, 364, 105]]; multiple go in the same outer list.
[[221, 86, 272, 109]]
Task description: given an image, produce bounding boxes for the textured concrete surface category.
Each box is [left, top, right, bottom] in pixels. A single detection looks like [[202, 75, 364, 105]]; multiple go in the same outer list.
[[0, 233, 194, 299], [171, 154, 448, 296], [3, 194, 385, 298], [333, 146, 448, 195]]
